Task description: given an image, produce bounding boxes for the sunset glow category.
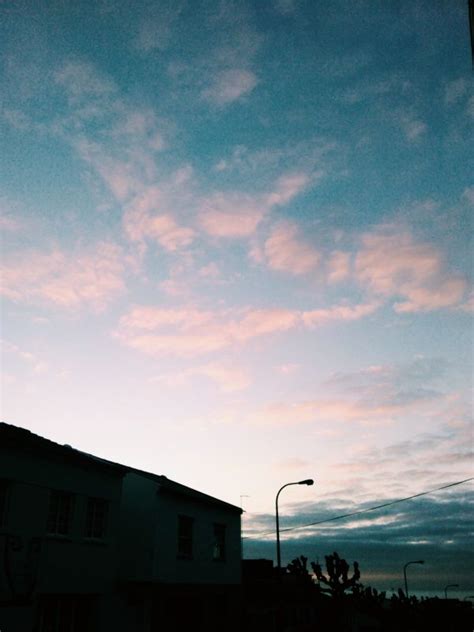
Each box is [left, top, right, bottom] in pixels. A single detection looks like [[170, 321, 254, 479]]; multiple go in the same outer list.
[[1, 0, 472, 596]]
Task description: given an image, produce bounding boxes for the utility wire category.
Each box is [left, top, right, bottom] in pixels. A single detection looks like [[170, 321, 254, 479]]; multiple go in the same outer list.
[[243, 477, 474, 539]]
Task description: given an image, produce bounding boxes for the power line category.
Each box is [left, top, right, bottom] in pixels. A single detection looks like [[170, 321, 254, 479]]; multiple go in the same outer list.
[[243, 477, 474, 539]]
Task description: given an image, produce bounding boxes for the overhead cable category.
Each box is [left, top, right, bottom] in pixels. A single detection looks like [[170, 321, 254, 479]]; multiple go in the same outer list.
[[243, 477, 474, 539]]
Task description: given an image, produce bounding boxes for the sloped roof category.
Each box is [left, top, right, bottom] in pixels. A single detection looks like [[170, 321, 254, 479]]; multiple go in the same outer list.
[[0, 422, 241, 513]]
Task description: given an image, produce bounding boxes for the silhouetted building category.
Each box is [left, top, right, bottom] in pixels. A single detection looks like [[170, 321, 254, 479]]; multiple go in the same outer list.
[[0, 422, 242, 631]]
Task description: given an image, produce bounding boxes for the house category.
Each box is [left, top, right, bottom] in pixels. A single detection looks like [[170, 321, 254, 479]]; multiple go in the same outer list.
[[0, 422, 242, 631]]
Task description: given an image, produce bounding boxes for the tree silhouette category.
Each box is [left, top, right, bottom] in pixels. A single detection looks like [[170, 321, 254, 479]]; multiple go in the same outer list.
[[286, 555, 313, 582], [311, 551, 360, 597]]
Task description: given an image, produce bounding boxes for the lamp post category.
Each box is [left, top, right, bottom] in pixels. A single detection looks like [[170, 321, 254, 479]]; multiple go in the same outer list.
[[403, 560, 424, 598], [275, 479, 314, 575], [444, 584, 459, 599]]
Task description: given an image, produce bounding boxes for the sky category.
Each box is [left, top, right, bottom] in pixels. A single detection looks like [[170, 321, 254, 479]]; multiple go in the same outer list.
[[1, 0, 473, 598]]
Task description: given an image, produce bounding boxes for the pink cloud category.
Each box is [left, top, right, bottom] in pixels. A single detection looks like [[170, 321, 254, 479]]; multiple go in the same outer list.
[[199, 171, 311, 239], [246, 391, 443, 426], [394, 279, 467, 314], [202, 69, 258, 105], [198, 192, 265, 238], [147, 214, 195, 251], [123, 185, 195, 251], [1, 242, 126, 311], [265, 172, 311, 206], [116, 299, 377, 357], [327, 250, 351, 284], [116, 306, 299, 357], [262, 221, 320, 275], [302, 301, 380, 328], [150, 363, 250, 392], [355, 228, 467, 312], [76, 139, 141, 203]]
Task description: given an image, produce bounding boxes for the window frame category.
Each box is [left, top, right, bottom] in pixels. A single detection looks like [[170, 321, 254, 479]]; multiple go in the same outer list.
[[84, 497, 109, 540], [212, 523, 226, 562], [0, 479, 10, 527], [46, 490, 75, 536], [177, 514, 194, 560]]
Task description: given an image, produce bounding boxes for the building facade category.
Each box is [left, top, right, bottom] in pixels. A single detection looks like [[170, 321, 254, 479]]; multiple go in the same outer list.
[[0, 422, 242, 631]]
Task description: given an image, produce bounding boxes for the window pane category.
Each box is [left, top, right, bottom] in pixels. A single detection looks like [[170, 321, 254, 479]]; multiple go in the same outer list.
[[47, 492, 74, 535], [0, 480, 9, 526], [213, 524, 226, 561], [177, 516, 193, 558], [85, 498, 108, 539]]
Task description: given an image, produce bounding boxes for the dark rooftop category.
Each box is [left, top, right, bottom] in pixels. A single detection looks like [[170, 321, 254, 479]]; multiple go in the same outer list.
[[0, 422, 241, 514]]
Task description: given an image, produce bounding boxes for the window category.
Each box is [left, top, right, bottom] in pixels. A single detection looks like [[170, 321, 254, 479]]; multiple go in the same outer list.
[[213, 523, 226, 561], [47, 491, 75, 535], [85, 497, 108, 539], [177, 515, 193, 559], [0, 480, 9, 527]]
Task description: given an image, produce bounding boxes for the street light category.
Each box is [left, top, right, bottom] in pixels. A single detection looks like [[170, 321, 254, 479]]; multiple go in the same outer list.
[[403, 560, 424, 598], [444, 584, 459, 599], [275, 479, 314, 574]]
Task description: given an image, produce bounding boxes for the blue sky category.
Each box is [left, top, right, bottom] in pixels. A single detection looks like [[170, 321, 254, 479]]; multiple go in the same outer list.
[[1, 0, 473, 596]]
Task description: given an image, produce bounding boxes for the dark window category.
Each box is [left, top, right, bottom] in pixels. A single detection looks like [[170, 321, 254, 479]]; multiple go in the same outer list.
[[177, 515, 193, 559], [213, 523, 226, 561], [85, 497, 108, 539], [47, 491, 74, 535], [36, 595, 96, 632], [0, 480, 9, 526]]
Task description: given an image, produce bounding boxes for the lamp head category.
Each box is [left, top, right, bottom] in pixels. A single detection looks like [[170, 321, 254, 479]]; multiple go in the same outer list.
[[417, 560, 425, 565], [299, 479, 314, 486]]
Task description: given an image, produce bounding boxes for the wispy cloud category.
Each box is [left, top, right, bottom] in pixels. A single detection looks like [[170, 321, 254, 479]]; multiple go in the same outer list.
[[199, 172, 311, 238], [302, 301, 380, 327], [259, 221, 320, 275], [1, 242, 127, 311], [124, 193, 195, 252], [1, 340, 48, 374], [397, 111, 427, 141], [54, 60, 117, 102], [115, 305, 300, 357], [355, 227, 467, 312], [274, 0, 299, 15], [150, 362, 251, 392], [202, 68, 258, 106], [245, 392, 441, 427], [237, 356, 452, 430], [116, 299, 383, 358], [326, 250, 351, 284], [133, 0, 185, 52], [324, 356, 449, 392], [444, 77, 469, 105], [198, 191, 266, 238]]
